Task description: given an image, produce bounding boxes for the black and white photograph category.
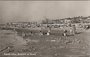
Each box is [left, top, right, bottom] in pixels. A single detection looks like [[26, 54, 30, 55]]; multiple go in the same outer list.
[[0, 1, 90, 57]]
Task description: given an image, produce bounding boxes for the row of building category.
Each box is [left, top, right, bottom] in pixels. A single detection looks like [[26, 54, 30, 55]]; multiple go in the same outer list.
[[0, 16, 90, 31], [0, 16, 90, 36]]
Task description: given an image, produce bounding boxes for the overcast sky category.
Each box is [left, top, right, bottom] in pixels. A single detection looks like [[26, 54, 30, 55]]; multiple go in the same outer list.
[[0, 1, 90, 23]]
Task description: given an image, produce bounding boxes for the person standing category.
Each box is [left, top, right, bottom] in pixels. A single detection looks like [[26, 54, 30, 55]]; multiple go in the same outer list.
[[69, 27, 73, 35], [47, 26, 51, 35], [63, 29, 67, 36], [72, 25, 76, 35]]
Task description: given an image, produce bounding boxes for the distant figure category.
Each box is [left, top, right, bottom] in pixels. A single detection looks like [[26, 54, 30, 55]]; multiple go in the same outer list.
[[85, 25, 89, 29], [13, 28, 17, 33], [39, 31, 43, 35], [47, 28, 51, 35], [72, 25, 76, 35], [47, 32, 50, 35], [69, 27, 73, 36], [30, 31, 33, 36], [63, 29, 67, 36]]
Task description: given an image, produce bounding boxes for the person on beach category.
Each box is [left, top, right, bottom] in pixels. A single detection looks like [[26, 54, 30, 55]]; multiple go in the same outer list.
[[72, 25, 76, 35], [63, 29, 67, 37], [47, 26, 51, 35], [47, 29, 50, 35]]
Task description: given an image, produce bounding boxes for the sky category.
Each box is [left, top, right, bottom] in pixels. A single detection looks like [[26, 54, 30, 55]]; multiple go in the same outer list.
[[0, 1, 90, 23]]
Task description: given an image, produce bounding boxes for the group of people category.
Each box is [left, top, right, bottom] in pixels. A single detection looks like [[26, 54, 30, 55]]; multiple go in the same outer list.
[[16, 24, 76, 37], [40, 24, 76, 36], [63, 24, 76, 37]]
